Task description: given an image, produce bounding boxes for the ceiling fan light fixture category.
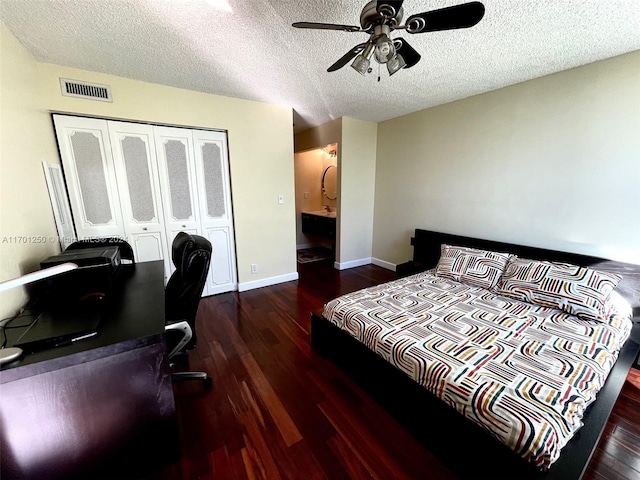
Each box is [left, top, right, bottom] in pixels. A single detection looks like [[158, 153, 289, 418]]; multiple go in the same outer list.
[[293, 1, 486, 77], [377, 4, 397, 18], [387, 54, 406, 75], [351, 54, 371, 75], [374, 35, 395, 64]]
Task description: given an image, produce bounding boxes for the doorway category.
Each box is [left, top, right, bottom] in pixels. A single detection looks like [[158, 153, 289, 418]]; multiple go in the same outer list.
[[293, 144, 338, 266]]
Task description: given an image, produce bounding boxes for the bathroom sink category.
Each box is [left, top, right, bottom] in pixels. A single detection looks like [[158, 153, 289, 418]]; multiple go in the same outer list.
[[305, 210, 336, 218]]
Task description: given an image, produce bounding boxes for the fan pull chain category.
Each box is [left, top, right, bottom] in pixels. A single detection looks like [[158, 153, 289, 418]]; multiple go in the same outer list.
[[377, 62, 381, 82]]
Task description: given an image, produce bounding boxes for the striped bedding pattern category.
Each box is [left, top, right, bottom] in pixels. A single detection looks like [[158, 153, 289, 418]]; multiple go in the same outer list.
[[322, 270, 632, 470]]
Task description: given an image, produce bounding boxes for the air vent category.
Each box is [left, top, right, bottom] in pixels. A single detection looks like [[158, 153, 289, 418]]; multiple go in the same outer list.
[[60, 78, 113, 102]]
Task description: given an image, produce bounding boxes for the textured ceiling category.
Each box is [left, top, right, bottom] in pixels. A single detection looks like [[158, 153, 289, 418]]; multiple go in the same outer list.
[[1, 0, 639, 132]]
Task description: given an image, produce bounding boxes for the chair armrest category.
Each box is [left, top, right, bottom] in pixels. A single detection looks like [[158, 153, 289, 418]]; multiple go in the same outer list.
[[165, 320, 193, 359]]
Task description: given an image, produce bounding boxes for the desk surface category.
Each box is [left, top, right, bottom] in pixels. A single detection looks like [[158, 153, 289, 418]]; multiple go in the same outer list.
[[1, 261, 165, 376], [0, 260, 177, 480]]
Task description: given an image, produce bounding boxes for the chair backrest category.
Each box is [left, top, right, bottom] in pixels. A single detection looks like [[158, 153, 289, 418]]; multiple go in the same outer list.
[[165, 232, 212, 349], [66, 237, 135, 263]]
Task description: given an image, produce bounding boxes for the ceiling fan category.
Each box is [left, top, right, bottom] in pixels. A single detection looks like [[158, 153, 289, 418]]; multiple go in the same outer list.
[[292, 1, 485, 77]]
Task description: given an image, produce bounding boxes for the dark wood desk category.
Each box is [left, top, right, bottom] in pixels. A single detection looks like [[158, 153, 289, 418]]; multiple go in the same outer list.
[[0, 261, 179, 480]]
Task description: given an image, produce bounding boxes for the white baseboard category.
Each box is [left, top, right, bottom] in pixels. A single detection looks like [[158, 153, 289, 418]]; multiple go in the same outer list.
[[372, 257, 396, 271], [238, 272, 299, 292], [334, 257, 372, 270]]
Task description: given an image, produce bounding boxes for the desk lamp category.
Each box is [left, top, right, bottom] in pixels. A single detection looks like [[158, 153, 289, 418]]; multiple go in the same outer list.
[[0, 262, 78, 365]]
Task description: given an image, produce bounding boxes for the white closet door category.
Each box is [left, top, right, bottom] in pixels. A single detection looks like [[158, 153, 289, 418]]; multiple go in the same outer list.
[[108, 121, 171, 277], [153, 126, 201, 272], [53, 116, 238, 297], [193, 130, 238, 295], [53, 115, 125, 239]]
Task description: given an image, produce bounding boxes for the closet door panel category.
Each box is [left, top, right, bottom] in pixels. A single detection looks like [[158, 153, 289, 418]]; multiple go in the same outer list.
[[202, 227, 235, 295], [108, 122, 170, 277], [193, 130, 237, 294], [53, 116, 124, 239], [154, 126, 201, 276], [154, 127, 200, 232], [132, 232, 165, 262]]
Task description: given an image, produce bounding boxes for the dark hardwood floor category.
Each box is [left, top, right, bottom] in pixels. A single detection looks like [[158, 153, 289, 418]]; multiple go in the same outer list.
[[150, 260, 640, 480]]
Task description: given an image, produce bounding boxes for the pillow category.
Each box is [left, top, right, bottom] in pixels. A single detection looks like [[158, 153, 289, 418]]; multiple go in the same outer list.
[[604, 290, 633, 320], [435, 244, 511, 290], [496, 257, 622, 321]]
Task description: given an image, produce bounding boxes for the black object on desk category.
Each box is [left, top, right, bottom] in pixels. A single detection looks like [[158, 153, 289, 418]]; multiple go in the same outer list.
[[11, 307, 103, 353], [39, 246, 122, 309], [0, 261, 179, 480], [7, 247, 122, 353]]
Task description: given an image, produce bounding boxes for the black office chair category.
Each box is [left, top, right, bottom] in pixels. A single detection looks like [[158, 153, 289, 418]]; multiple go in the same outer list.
[[164, 232, 213, 388], [66, 237, 136, 264]]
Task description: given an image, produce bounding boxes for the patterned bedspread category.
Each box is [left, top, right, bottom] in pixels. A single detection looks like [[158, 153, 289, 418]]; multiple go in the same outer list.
[[322, 271, 632, 470]]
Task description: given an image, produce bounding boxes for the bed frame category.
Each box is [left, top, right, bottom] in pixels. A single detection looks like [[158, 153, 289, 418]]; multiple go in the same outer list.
[[311, 229, 640, 480]]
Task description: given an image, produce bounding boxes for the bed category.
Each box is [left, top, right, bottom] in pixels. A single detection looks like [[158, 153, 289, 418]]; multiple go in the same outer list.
[[311, 229, 640, 480]]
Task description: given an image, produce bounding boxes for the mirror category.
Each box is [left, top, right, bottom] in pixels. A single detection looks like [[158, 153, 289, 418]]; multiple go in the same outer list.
[[322, 165, 338, 200]]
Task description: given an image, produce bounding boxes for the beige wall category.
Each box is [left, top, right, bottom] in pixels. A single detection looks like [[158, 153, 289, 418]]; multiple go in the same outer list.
[[373, 51, 640, 266], [338, 117, 377, 268], [0, 23, 62, 318]]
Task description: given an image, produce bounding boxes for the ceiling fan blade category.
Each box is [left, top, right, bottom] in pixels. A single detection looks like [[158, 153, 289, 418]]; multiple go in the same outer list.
[[394, 38, 421, 68], [405, 1, 485, 33], [327, 43, 367, 72], [376, 0, 404, 18], [292, 22, 362, 33]]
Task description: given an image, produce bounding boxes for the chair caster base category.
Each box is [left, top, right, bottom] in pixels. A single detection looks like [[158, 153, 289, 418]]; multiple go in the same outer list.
[[171, 371, 212, 389]]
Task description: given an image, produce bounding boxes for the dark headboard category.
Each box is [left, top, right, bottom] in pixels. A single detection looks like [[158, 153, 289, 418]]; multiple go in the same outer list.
[[410, 229, 640, 315]]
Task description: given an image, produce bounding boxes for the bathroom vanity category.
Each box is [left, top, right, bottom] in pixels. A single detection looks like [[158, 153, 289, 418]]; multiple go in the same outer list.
[[301, 210, 336, 241]]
